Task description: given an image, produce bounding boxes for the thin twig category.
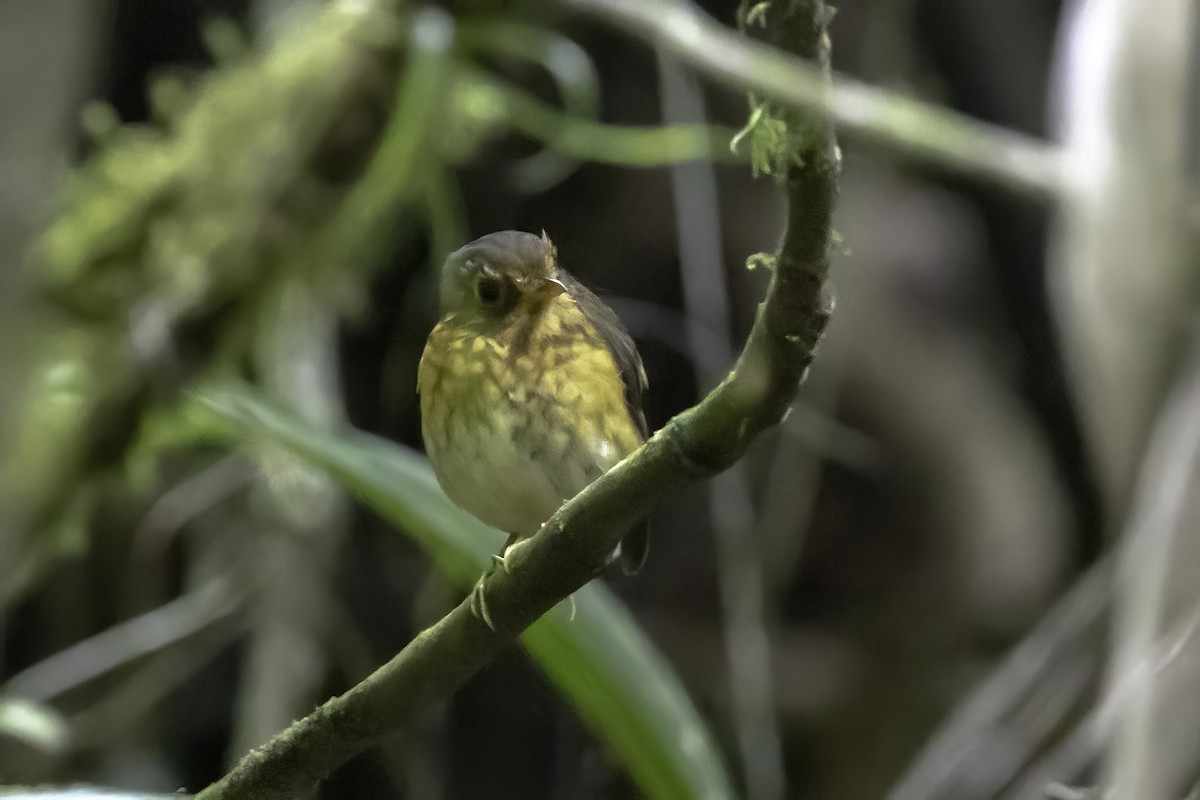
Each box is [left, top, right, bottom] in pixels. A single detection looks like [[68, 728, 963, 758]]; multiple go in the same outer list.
[[132, 455, 252, 558], [4, 579, 242, 703], [66, 616, 244, 751], [564, 0, 1062, 198], [995, 341, 1200, 800], [1005, 707, 1105, 800], [466, 71, 740, 167], [886, 559, 1111, 800], [1106, 331, 1200, 800]]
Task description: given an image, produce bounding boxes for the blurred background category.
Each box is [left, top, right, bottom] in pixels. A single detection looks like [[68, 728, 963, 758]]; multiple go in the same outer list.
[[0, 0, 1123, 799]]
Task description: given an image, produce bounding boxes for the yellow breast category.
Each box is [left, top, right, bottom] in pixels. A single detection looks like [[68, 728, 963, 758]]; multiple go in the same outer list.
[[418, 297, 641, 535]]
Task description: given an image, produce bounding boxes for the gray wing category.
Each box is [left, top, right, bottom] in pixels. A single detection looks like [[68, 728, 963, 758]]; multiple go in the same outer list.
[[558, 270, 648, 438], [559, 269, 650, 575]]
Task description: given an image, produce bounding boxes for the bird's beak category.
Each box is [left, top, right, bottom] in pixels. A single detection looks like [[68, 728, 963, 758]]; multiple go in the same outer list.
[[536, 277, 567, 299]]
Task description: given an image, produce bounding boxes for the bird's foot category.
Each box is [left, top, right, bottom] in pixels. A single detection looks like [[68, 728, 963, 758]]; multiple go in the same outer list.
[[490, 537, 531, 574], [470, 536, 532, 632], [469, 572, 498, 632]]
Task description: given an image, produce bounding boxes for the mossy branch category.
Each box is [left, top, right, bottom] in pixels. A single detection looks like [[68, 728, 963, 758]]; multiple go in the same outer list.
[[2, 0, 419, 598], [194, 3, 838, 799]]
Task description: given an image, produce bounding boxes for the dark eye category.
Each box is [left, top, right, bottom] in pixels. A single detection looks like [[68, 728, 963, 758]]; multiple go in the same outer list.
[[475, 276, 502, 306]]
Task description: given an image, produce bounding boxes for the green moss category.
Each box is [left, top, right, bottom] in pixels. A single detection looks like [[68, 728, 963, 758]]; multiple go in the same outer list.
[[745, 252, 776, 272], [29, 3, 387, 322], [732, 1, 822, 179]]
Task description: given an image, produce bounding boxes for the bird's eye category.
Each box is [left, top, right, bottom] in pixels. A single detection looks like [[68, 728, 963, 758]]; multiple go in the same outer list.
[[475, 276, 503, 306]]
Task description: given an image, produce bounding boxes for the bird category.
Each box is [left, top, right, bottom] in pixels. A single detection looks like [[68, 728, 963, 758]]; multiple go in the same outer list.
[[417, 230, 650, 627]]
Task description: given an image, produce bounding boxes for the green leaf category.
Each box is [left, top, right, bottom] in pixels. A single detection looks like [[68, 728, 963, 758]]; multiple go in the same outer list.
[[199, 386, 735, 800]]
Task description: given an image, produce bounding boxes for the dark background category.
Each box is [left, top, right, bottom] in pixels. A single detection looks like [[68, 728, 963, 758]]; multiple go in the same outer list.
[[0, 1, 1102, 798]]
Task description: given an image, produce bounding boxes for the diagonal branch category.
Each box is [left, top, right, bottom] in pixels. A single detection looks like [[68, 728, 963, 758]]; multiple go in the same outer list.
[[195, 5, 838, 800], [564, 0, 1061, 198]]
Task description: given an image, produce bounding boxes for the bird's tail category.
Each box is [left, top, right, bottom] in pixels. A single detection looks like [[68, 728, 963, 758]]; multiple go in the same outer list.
[[616, 519, 649, 576]]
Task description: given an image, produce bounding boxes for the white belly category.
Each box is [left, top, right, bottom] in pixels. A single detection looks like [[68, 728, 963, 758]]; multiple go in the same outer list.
[[426, 401, 587, 535], [418, 309, 641, 537]]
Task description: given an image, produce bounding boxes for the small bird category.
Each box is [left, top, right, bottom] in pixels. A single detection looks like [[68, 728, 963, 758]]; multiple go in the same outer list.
[[417, 230, 650, 624]]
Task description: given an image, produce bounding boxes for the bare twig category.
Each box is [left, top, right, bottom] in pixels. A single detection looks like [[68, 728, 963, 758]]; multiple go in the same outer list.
[[886, 559, 1111, 800], [1105, 332, 1200, 800], [465, 71, 740, 167], [1005, 707, 1105, 800], [132, 455, 252, 558], [67, 615, 244, 750], [4, 579, 242, 703], [564, 0, 1062, 198], [998, 346, 1200, 800]]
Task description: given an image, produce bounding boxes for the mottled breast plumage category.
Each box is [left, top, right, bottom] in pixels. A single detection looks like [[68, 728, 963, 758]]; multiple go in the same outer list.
[[418, 290, 643, 538]]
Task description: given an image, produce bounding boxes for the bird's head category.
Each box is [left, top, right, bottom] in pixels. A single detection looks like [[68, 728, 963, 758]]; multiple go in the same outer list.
[[438, 230, 567, 321]]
